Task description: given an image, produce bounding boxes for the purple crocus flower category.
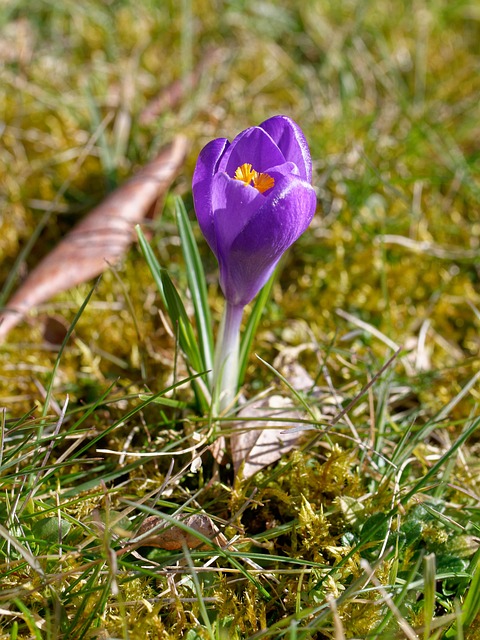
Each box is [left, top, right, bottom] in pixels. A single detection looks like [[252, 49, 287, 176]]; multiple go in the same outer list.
[[193, 115, 317, 307], [193, 115, 316, 412]]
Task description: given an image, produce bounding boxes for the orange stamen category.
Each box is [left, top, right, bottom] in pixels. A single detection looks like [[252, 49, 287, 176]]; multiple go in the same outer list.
[[252, 172, 275, 194], [234, 163, 275, 194]]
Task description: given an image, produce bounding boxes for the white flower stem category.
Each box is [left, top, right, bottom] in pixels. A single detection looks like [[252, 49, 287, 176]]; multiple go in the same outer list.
[[213, 301, 244, 413]]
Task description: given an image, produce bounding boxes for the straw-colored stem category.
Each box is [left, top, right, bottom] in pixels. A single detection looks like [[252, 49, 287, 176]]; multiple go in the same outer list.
[[213, 301, 244, 413]]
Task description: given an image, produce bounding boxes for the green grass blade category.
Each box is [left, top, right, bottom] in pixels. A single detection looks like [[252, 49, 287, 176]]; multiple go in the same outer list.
[[72, 371, 207, 460], [136, 224, 210, 410], [136, 224, 203, 374], [175, 196, 214, 381], [445, 548, 480, 638], [13, 600, 43, 640], [160, 269, 203, 371], [399, 415, 480, 508], [423, 553, 436, 640], [41, 279, 99, 424], [0, 211, 52, 307], [83, 85, 116, 187], [370, 551, 425, 639], [255, 354, 317, 419], [462, 550, 480, 629], [238, 273, 275, 386], [182, 543, 214, 638], [394, 370, 480, 468]]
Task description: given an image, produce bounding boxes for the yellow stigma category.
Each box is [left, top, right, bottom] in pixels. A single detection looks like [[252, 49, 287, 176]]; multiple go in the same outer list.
[[234, 163, 275, 194]]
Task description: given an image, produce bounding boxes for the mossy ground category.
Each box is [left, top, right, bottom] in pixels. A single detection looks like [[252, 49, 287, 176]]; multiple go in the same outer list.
[[1, 1, 479, 638]]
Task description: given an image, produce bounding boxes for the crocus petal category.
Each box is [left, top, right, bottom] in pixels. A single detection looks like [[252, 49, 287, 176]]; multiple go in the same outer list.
[[211, 173, 264, 254], [264, 161, 299, 185], [192, 137, 229, 252], [218, 175, 317, 305], [260, 115, 312, 182], [218, 126, 286, 177]]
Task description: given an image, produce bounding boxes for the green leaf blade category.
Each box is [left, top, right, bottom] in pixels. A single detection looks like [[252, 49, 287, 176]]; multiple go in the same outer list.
[[175, 196, 214, 382]]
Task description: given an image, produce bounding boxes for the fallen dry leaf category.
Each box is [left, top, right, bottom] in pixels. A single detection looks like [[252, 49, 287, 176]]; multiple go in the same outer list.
[[41, 315, 70, 345], [134, 513, 220, 550], [0, 135, 188, 341], [231, 395, 304, 479], [229, 349, 316, 479]]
